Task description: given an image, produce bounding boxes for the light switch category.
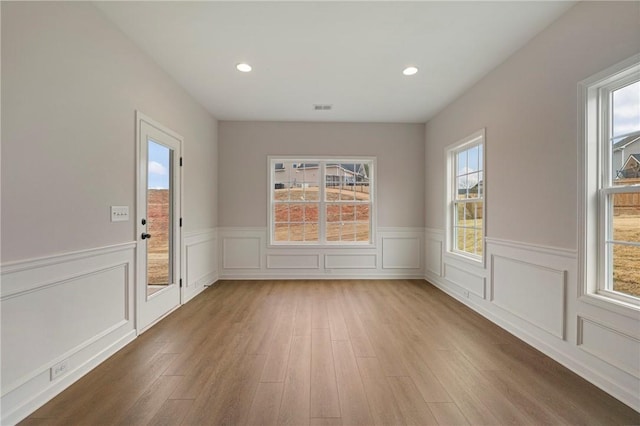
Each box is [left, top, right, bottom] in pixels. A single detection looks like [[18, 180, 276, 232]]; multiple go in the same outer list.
[[111, 206, 129, 222]]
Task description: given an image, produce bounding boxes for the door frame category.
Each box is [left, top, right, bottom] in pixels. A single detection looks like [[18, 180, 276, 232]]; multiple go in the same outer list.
[[135, 111, 184, 333]]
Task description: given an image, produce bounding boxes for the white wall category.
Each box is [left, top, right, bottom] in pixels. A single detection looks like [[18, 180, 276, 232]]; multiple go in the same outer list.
[[1, 1, 218, 262], [1, 2, 218, 423], [217, 122, 425, 279], [219, 121, 424, 228], [424, 1, 640, 411]]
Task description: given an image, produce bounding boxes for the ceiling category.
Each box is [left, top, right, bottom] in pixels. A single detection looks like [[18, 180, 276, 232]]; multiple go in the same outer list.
[[95, 1, 575, 123]]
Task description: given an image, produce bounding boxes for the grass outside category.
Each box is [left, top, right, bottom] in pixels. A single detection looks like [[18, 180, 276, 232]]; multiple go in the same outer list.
[[455, 201, 483, 257], [454, 202, 638, 298], [612, 206, 640, 297], [455, 220, 483, 257]]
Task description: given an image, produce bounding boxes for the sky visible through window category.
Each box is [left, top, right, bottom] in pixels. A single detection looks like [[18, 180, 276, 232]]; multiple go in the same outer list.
[[456, 144, 483, 189], [148, 140, 170, 190], [613, 80, 640, 140]]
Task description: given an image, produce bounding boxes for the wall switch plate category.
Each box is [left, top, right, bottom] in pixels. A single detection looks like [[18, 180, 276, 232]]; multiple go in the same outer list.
[[50, 359, 70, 380], [111, 206, 129, 222]]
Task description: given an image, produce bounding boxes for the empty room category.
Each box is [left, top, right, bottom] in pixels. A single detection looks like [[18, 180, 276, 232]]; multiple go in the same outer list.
[[1, 1, 640, 425]]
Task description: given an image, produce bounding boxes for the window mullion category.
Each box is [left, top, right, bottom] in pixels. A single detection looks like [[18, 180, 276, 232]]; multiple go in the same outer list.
[[319, 161, 326, 244]]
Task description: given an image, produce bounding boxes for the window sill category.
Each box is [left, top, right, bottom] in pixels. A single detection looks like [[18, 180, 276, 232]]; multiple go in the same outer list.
[[579, 292, 640, 320]]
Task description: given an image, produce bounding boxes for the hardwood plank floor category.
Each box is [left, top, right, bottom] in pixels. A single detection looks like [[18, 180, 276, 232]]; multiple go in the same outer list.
[[23, 280, 640, 425]]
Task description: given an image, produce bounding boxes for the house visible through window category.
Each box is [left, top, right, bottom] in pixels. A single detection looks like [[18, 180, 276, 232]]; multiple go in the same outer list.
[[270, 158, 374, 245], [602, 79, 640, 300], [581, 55, 640, 306], [447, 130, 485, 261]]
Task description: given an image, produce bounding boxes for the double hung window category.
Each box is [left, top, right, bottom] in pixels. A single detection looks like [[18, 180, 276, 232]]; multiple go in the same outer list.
[[269, 158, 374, 245], [581, 56, 640, 305], [447, 130, 485, 261]]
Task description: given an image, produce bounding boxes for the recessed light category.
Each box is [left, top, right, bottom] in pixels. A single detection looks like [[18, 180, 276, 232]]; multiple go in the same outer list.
[[403, 66, 418, 76], [236, 63, 252, 73]]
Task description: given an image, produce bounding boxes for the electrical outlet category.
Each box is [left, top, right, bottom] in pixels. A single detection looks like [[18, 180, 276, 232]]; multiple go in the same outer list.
[[50, 359, 70, 380], [111, 206, 129, 222], [463, 290, 470, 298]]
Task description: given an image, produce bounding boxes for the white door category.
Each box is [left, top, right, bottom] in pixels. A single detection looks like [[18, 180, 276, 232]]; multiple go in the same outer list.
[[136, 112, 182, 332]]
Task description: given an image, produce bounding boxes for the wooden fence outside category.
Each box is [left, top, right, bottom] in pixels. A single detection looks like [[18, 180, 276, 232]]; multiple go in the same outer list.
[[614, 178, 640, 208]]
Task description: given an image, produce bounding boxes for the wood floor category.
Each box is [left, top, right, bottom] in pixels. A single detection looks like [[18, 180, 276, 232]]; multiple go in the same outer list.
[[23, 279, 639, 425]]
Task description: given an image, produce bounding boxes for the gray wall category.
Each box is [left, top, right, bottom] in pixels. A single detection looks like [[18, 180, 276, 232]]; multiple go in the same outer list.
[[424, 1, 640, 249], [1, 2, 218, 262], [218, 121, 425, 228]]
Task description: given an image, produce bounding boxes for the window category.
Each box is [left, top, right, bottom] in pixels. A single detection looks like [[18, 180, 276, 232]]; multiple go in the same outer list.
[[580, 55, 640, 307], [269, 158, 374, 245], [446, 130, 485, 261]]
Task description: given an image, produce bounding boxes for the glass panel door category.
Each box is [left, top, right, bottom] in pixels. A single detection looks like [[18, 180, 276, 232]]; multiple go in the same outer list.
[[146, 140, 173, 297], [136, 113, 182, 333]]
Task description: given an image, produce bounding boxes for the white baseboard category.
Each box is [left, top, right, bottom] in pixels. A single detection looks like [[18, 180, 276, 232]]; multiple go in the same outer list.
[[1, 243, 137, 425], [218, 273, 426, 280], [423, 228, 640, 413], [183, 228, 218, 302], [2, 330, 136, 426], [218, 227, 425, 279]]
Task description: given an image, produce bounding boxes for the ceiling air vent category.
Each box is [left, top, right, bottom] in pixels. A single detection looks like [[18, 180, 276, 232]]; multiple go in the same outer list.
[[313, 104, 333, 111]]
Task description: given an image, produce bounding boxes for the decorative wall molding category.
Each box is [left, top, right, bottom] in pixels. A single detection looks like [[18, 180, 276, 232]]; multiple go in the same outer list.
[[267, 254, 320, 269], [325, 254, 376, 269], [491, 254, 566, 339], [425, 270, 639, 413], [1, 242, 136, 295], [424, 228, 445, 279], [424, 232, 640, 412], [222, 236, 262, 270], [1, 242, 137, 275], [183, 228, 218, 303], [381, 236, 421, 269], [1, 243, 137, 425], [578, 316, 640, 378], [424, 227, 446, 237], [425, 239, 443, 277], [443, 263, 485, 298], [485, 236, 577, 259], [218, 227, 424, 279]]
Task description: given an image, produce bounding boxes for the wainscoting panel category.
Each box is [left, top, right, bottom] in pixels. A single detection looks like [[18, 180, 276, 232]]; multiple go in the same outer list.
[[267, 254, 320, 269], [222, 234, 261, 270], [325, 254, 376, 269], [381, 236, 421, 269], [426, 239, 443, 277], [218, 227, 424, 279], [491, 254, 566, 339], [443, 263, 485, 298], [1, 243, 137, 425], [184, 229, 218, 303], [578, 316, 640, 378], [426, 233, 640, 411]]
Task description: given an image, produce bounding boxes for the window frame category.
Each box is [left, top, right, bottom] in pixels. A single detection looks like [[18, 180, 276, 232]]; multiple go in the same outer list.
[[579, 54, 640, 312], [445, 129, 486, 264], [267, 156, 376, 247]]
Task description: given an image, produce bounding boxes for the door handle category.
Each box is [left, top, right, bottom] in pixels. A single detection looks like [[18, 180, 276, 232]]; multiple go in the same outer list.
[[141, 233, 152, 240]]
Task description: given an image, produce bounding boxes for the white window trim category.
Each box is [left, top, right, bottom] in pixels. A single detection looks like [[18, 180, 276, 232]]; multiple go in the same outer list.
[[267, 156, 377, 248], [578, 54, 640, 315], [445, 129, 486, 265]]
